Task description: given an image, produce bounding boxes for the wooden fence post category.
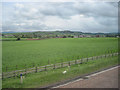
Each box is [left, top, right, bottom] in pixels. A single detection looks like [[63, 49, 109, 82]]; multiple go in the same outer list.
[[53, 64, 55, 69], [110, 50, 112, 56], [86, 55, 88, 62], [36, 66, 38, 72], [110, 51, 111, 56], [25, 64, 27, 75], [16, 65, 18, 70], [105, 53, 106, 58], [16, 65, 18, 76], [107, 53, 108, 57], [14, 71, 16, 78], [111, 52, 113, 57], [69, 61, 70, 66], [2, 72, 3, 79], [80, 58, 83, 64], [45, 66, 47, 71], [97, 55, 99, 59], [92, 56, 94, 60], [110, 50, 112, 54], [112, 52, 114, 56], [61, 62, 63, 68], [108, 51, 110, 57], [75, 60, 77, 64], [110, 52, 112, 56]]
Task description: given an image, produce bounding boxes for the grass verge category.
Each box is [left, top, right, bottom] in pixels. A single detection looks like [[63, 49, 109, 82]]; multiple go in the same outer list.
[[2, 55, 118, 88]]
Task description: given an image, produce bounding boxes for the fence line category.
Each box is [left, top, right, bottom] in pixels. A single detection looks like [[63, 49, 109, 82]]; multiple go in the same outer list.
[[2, 52, 118, 79]]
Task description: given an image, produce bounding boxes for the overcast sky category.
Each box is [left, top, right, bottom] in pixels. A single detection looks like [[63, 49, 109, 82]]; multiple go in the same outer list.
[[2, 2, 118, 33]]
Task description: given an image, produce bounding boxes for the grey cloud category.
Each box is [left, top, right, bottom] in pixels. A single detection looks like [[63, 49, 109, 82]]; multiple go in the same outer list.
[[96, 17, 118, 26], [37, 2, 118, 18], [2, 2, 118, 33], [22, 23, 47, 30], [2, 19, 47, 32], [13, 2, 118, 20], [75, 2, 117, 18], [39, 2, 78, 19]]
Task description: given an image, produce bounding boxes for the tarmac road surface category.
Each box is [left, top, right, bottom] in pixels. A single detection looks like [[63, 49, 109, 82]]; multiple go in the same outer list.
[[56, 66, 119, 88]]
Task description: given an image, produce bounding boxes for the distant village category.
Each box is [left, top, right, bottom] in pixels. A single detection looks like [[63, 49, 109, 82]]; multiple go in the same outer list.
[[0, 31, 119, 40]]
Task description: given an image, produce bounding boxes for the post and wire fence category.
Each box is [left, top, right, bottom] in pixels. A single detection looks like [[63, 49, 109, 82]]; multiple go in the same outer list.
[[1, 51, 119, 79]]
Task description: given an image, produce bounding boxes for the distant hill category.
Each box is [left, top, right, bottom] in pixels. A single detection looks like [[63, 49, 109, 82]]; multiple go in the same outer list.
[[2, 30, 119, 38]]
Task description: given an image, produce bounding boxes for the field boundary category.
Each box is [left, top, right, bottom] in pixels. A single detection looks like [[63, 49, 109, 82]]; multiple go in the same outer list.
[[2, 52, 118, 79]]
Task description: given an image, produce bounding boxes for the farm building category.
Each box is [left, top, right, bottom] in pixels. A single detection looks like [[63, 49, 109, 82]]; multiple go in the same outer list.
[[74, 35, 79, 38], [79, 35, 84, 38], [116, 36, 119, 38], [85, 35, 91, 38]]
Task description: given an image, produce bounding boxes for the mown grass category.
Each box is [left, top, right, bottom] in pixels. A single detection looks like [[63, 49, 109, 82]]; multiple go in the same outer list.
[[2, 55, 118, 88], [2, 38, 118, 72]]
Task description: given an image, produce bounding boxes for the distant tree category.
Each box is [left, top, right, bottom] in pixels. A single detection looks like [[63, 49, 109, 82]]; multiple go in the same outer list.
[[56, 35, 58, 38], [34, 34, 38, 38], [2, 34, 4, 36], [38, 35, 42, 38], [17, 37, 21, 40], [63, 35, 67, 38], [68, 35, 71, 38], [30, 34, 33, 38], [71, 36, 74, 38], [13, 34, 21, 41], [96, 35, 100, 37]]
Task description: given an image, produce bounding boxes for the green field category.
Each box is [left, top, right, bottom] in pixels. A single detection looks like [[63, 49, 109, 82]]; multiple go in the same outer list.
[[2, 38, 27, 41], [2, 38, 118, 72]]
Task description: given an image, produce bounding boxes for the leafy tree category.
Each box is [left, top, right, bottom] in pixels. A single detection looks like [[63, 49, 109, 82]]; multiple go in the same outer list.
[[63, 35, 67, 38], [13, 34, 22, 41]]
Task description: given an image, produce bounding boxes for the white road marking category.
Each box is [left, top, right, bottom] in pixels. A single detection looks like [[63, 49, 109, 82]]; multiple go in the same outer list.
[[87, 66, 119, 77], [53, 65, 119, 88]]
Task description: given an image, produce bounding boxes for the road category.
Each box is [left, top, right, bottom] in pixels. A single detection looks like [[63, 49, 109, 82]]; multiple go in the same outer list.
[[55, 66, 119, 88]]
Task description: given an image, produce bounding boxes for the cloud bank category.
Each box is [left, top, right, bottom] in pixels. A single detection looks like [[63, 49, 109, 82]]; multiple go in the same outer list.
[[2, 2, 118, 33]]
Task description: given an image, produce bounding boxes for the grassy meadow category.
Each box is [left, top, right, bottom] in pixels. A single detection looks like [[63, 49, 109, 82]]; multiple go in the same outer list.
[[2, 38, 27, 41], [2, 37, 118, 72]]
